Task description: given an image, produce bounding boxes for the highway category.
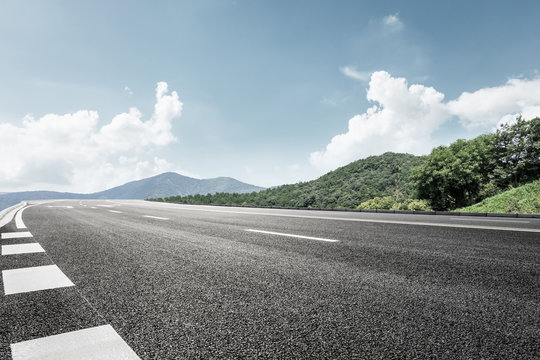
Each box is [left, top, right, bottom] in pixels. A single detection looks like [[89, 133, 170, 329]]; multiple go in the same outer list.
[[1, 199, 539, 359]]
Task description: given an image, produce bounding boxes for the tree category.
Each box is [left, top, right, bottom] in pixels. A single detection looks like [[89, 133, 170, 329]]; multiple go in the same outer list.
[[411, 134, 495, 210], [492, 116, 540, 188]]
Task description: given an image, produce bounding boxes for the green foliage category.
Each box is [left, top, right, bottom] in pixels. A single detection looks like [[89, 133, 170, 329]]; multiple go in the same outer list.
[[358, 196, 395, 210], [406, 199, 432, 211], [357, 197, 431, 211], [457, 179, 540, 214], [492, 116, 540, 188], [411, 134, 496, 210], [153, 152, 425, 209], [412, 117, 540, 210]]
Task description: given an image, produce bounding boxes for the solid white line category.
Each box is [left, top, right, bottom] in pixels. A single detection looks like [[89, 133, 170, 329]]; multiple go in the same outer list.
[[108, 210, 122, 214], [2, 265, 74, 295], [143, 215, 169, 220], [171, 206, 540, 233], [449, 217, 529, 223], [2, 243, 45, 255], [10, 324, 141, 360], [15, 206, 27, 229], [246, 229, 339, 242], [1, 231, 33, 239]]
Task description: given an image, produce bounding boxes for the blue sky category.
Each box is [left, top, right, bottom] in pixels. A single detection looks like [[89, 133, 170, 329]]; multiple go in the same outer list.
[[1, 0, 540, 192]]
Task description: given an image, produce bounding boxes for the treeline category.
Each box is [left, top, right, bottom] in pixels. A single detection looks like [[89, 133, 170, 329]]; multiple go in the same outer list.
[[151, 152, 425, 209], [412, 116, 540, 210], [151, 117, 540, 211]]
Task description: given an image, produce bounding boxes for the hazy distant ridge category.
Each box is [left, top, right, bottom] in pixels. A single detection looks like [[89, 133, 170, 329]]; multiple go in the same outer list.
[[0, 172, 264, 210]]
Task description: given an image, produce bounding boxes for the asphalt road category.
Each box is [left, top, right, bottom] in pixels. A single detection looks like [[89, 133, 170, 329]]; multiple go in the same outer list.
[[1, 200, 539, 359]]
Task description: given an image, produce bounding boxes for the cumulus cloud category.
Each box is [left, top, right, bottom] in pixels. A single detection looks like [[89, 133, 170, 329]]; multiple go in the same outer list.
[[382, 14, 403, 31], [341, 66, 371, 82], [0, 82, 183, 192], [447, 77, 540, 128], [310, 72, 540, 171]]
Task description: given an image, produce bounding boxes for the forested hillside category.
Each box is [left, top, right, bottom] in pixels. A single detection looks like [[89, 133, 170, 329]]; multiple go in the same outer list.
[[153, 117, 539, 212], [153, 152, 425, 209]]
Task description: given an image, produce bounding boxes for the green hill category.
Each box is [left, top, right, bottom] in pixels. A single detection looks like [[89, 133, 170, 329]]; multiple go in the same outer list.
[[456, 180, 540, 214], [155, 152, 425, 209]]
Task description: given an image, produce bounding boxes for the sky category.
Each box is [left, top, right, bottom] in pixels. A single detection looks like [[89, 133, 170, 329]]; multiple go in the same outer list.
[[1, 0, 540, 193]]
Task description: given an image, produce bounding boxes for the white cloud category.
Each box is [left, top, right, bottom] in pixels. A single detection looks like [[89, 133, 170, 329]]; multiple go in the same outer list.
[[0, 82, 183, 192], [382, 14, 403, 31], [310, 71, 446, 170], [341, 66, 371, 82], [446, 77, 540, 128], [310, 72, 540, 171], [124, 86, 133, 95]]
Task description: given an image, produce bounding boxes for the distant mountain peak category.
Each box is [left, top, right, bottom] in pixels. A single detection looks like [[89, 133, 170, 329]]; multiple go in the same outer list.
[[0, 173, 264, 211]]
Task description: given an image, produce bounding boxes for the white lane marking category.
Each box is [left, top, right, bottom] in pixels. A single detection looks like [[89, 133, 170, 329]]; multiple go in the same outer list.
[[450, 217, 530, 223], [108, 210, 122, 214], [90, 207, 97, 209], [10, 324, 141, 360], [2, 243, 45, 255], [143, 215, 169, 220], [46, 205, 74, 209], [98, 205, 115, 208], [169, 206, 540, 233], [2, 265, 74, 295], [246, 229, 339, 242], [1, 231, 33, 239], [15, 206, 28, 229]]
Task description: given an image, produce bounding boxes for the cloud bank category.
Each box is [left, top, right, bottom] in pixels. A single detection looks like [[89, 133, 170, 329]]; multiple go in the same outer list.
[[0, 82, 183, 192], [310, 72, 540, 170]]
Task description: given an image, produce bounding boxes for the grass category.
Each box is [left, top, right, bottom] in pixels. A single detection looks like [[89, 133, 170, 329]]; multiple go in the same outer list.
[[457, 179, 540, 214]]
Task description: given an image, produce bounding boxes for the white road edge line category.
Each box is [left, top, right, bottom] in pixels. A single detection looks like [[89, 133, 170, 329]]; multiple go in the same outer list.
[[10, 324, 141, 360], [2, 264, 74, 295], [246, 229, 339, 242], [2, 243, 45, 255], [143, 215, 169, 220], [15, 206, 28, 229], [449, 217, 530, 223], [170, 206, 540, 233], [108, 210, 122, 214], [1, 231, 33, 239]]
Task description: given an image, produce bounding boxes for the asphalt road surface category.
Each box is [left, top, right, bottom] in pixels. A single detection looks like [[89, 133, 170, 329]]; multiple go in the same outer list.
[[1, 200, 539, 359]]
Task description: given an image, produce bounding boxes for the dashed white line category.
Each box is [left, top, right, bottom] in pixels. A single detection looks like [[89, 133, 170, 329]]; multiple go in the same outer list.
[[98, 205, 115, 208], [46, 205, 74, 209], [1, 231, 33, 239], [108, 210, 123, 214], [90, 207, 97, 209], [143, 215, 169, 220], [2, 243, 45, 255], [10, 325, 141, 360], [246, 229, 339, 242], [2, 265, 75, 295]]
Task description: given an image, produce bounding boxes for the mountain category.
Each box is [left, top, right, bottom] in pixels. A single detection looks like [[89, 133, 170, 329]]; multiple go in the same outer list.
[[156, 152, 426, 209], [0, 172, 264, 211]]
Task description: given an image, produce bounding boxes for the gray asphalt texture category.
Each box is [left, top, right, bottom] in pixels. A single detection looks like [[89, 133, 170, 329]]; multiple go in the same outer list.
[[1, 200, 539, 359]]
